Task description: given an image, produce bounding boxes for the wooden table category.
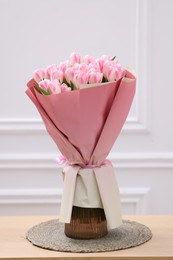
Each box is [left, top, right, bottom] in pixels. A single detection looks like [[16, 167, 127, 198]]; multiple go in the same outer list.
[[0, 216, 173, 260]]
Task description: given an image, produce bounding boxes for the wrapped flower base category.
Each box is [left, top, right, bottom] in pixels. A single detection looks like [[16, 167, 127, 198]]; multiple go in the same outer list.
[[26, 53, 136, 240], [65, 206, 107, 239]]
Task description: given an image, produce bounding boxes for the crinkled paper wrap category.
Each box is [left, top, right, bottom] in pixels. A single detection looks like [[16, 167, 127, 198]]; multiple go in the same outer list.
[[60, 164, 122, 229]]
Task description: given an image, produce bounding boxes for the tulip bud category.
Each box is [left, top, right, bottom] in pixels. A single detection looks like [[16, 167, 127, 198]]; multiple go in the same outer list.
[[51, 70, 64, 83], [39, 79, 50, 91], [39, 79, 61, 94], [46, 64, 58, 79], [83, 55, 96, 65], [98, 55, 111, 71], [65, 67, 75, 84], [73, 71, 89, 89], [106, 62, 124, 81], [69, 52, 82, 65], [33, 68, 47, 83], [48, 80, 61, 94], [60, 83, 71, 93], [88, 71, 103, 84]]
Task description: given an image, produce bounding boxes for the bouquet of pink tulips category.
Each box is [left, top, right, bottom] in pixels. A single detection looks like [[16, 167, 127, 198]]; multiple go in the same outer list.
[[33, 53, 124, 95], [26, 53, 136, 232]]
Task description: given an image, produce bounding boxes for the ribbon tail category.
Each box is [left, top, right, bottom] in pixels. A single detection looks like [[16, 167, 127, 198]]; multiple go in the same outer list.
[[59, 165, 80, 223], [94, 166, 122, 229]]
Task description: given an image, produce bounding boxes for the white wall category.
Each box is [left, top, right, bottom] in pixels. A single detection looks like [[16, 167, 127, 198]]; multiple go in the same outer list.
[[0, 0, 173, 216]]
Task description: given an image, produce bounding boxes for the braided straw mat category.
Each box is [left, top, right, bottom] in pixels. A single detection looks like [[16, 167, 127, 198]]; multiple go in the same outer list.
[[26, 219, 152, 253]]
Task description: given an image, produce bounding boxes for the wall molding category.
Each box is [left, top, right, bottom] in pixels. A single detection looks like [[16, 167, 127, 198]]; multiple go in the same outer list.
[[0, 118, 45, 133], [109, 152, 173, 169], [1, 153, 173, 170], [133, 0, 150, 134], [0, 187, 150, 215], [120, 187, 150, 214], [0, 189, 62, 205], [0, 117, 146, 134], [0, 1, 151, 136]]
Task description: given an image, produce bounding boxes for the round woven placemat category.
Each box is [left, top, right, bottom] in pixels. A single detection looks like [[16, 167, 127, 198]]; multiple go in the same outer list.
[[26, 219, 152, 253]]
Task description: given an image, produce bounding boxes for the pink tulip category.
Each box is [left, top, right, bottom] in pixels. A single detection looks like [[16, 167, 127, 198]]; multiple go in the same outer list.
[[102, 61, 112, 78], [33, 68, 47, 83], [104, 61, 124, 81], [39, 79, 61, 94], [106, 67, 118, 81], [79, 63, 89, 72], [65, 67, 75, 84], [69, 52, 82, 65], [83, 55, 96, 65], [73, 71, 89, 89], [49, 80, 62, 94], [46, 64, 64, 83], [59, 61, 70, 74], [60, 83, 71, 93], [73, 63, 81, 71], [51, 70, 64, 82], [39, 79, 50, 91], [115, 63, 124, 79], [46, 64, 58, 78], [88, 71, 103, 84], [98, 55, 111, 71], [88, 62, 100, 72]]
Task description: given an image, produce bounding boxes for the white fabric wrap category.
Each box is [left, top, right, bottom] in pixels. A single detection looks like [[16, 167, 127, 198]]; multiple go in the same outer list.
[[59, 164, 122, 229]]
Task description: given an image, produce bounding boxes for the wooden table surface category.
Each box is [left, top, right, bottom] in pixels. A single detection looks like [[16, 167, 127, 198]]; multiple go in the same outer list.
[[0, 215, 173, 260]]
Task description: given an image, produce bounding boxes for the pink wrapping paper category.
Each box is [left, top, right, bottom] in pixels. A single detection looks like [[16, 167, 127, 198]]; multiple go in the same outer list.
[[26, 70, 136, 228]]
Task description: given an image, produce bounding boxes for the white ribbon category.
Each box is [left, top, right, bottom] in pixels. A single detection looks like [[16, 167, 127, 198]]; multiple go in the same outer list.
[[59, 164, 122, 229]]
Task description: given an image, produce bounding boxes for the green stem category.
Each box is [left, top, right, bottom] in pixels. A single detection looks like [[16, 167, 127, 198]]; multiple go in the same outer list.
[[35, 84, 50, 95], [102, 76, 108, 83]]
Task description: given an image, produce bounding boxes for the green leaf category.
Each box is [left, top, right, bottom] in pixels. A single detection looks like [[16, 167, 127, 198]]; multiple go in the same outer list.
[[111, 56, 116, 61], [70, 81, 77, 90], [102, 76, 108, 83], [62, 79, 70, 87], [35, 84, 50, 95]]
